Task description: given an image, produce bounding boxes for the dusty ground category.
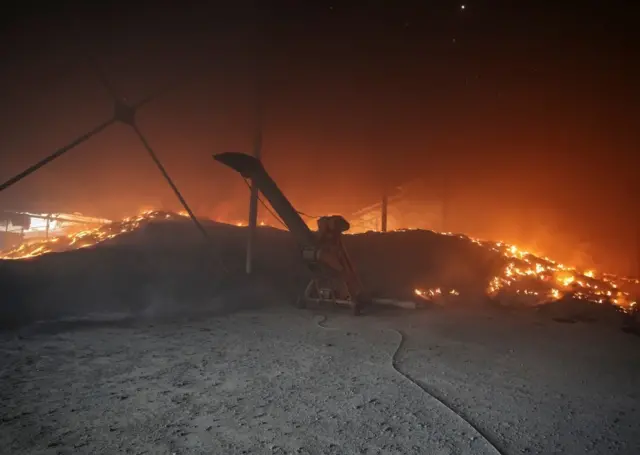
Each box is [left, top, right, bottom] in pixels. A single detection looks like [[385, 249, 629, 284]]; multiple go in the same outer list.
[[1, 304, 639, 455]]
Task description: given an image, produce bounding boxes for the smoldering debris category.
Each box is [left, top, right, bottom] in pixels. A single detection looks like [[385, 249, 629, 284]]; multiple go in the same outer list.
[[0, 217, 637, 332]]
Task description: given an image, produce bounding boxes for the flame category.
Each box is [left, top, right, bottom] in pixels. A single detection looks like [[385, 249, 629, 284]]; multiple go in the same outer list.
[[414, 287, 460, 300], [0, 209, 281, 261], [454, 233, 637, 311], [0, 210, 188, 260], [408, 231, 637, 311], [1, 209, 637, 313]]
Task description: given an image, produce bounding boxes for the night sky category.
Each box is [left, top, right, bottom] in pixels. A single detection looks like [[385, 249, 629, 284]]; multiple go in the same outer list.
[[0, 1, 637, 275]]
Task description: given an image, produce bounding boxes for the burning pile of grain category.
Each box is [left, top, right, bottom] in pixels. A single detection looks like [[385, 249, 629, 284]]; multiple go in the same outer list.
[[0, 210, 637, 330], [0, 211, 188, 259]]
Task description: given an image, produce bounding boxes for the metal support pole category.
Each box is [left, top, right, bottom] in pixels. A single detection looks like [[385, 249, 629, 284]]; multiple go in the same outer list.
[[442, 171, 449, 232], [636, 181, 640, 279], [130, 123, 209, 240], [0, 69, 187, 196], [0, 119, 114, 193], [636, 210, 640, 279], [246, 6, 264, 276], [381, 193, 388, 232], [1, 220, 7, 250], [246, 91, 263, 275], [45, 215, 50, 239]]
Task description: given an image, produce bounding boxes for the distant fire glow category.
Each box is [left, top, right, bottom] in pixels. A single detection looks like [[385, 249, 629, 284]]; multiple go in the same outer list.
[[0, 210, 186, 260], [415, 288, 460, 299]]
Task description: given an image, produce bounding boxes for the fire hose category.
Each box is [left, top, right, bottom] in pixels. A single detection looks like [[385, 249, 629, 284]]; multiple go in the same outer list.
[[313, 313, 507, 455]]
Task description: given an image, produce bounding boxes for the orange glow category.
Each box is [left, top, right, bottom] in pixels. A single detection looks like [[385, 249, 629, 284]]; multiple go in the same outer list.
[[0, 210, 188, 260], [0, 208, 637, 312]]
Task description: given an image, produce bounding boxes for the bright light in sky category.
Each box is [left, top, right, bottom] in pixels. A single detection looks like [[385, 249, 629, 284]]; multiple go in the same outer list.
[[461, 4, 466, 10]]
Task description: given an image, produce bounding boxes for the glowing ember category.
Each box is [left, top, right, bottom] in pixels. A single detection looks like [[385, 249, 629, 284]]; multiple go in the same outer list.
[[382, 228, 637, 312], [1, 209, 637, 313], [0, 210, 188, 260], [440, 231, 638, 312], [414, 288, 460, 300]]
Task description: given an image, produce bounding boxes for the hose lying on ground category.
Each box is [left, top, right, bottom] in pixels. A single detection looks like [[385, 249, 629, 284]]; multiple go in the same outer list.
[[313, 314, 507, 455]]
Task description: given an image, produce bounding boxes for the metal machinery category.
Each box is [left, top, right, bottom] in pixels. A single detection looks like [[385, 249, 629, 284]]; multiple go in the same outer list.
[[213, 152, 370, 315]]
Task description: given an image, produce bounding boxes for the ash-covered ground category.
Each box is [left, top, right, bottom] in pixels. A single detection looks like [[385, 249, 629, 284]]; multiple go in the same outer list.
[[2, 304, 639, 454], [1, 220, 639, 454]]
